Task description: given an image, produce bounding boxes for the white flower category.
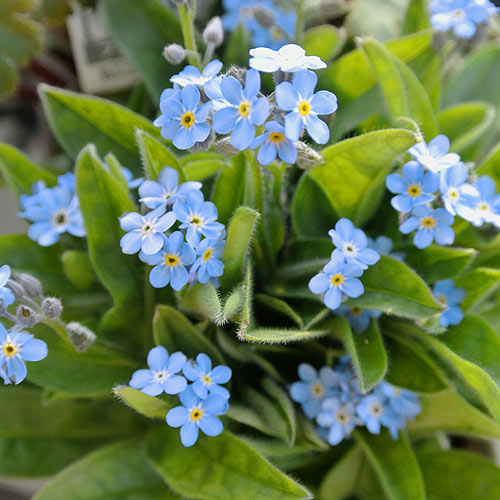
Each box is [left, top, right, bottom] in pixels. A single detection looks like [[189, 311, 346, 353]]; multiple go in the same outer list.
[[249, 44, 326, 73]]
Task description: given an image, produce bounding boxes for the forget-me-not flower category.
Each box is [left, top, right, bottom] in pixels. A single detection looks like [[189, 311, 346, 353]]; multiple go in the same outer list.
[[166, 386, 227, 447], [469, 175, 500, 227], [129, 346, 187, 396], [249, 44, 326, 73], [400, 206, 454, 249], [170, 60, 223, 88], [247, 5, 296, 50], [385, 161, 439, 213], [356, 394, 404, 439], [182, 353, 232, 400], [289, 363, 339, 419], [276, 70, 337, 144], [119, 206, 176, 255], [336, 305, 382, 334], [408, 135, 460, 174], [173, 190, 225, 246], [139, 231, 196, 291], [433, 279, 466, 327], [440, 162, 479, 221], [309, 254, 365, 311], [251, 121, 297, 165], [317, 399, 358, 445], [19, 185, 86, 247], [328, 218, 380, 270], [430, 0, 490, 38], [190, 237, 225, 284], [367, 236, 405, 262], [0, 324, 47, 385], [154, 85, 212, 150], [212, 69, 269, 150], [0, 266, 15, 307], [138, 167, 202, 210], [377, 382, 421, 420]]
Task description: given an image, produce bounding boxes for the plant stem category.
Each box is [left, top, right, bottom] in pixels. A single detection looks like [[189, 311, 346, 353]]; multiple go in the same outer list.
[[178, 3, 201, 68], [295, 0, 305, 44]]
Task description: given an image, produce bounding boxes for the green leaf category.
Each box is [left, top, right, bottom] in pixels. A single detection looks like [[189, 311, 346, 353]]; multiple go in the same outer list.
[[403, 245, 476, 282], [146, 427, 312, 500], [182, 156, 228, 182], [102, 0, 182, 100], [153, 305, 224, 365], [418, 450, 500, 500], [333, 316, 387, 393], [0, 143, 56, 197], [220, 206, 260, 290], [39, 84, 162, 173], [455, 267, 500, 312], [179, 283, 223, 323], [240, 328, 329, 343], [401, 0, 430, 35], [136, 129, 185, 181], [309, 129, 418, 226], [477, 142, 500, 186], [408, 389, 500, 439], [355, 428, 425, 500], [303, 25, 346, 61], [61, 250, 95, 291], [255, 294, 303, 327], [113, 386, 174, 419], [224, 24, 251, 66], [34, 440, 178, 500], [346, 256, 442, 319], [359, 37, 439, 139]]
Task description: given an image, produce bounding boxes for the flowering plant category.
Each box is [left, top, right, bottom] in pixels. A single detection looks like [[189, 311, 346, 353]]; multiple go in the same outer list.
[[1, 0, 500, 499]]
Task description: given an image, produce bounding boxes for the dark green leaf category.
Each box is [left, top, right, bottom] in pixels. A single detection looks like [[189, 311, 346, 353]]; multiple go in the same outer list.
[[240, 328, 329, 343]]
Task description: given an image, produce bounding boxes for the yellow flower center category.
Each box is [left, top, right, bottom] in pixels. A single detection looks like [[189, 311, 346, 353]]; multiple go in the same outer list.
[[239, 101, 251, 117], [437, 293, 447, 306], [478, 202, 490, 212], [298, 100, 311, 116], [165, 254, 179, 267], [270, 132, 284, 143], [449, 188, 459, 201], [408, 185, 421, 197], [370, 402, 383, 416], [350, 306, 363, 316], [190, 216, 202, 227], [202, 248, 212, 261], [336, 410, 349, 423], [202, 374, 212, 386], [52, 209, 68, 227], [190, 408, 203, 421], [2, 343, 17, 358], [271, 26, 284, 40], [331, 274, 344, 286], [421, 217, 436, 228], [312, 382, 324, 397], [181, 112, 195, 128]]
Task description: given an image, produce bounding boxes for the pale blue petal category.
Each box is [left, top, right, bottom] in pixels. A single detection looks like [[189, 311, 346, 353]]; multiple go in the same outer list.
[[199, 416, 223, 436], [166, 406, 190, 427]]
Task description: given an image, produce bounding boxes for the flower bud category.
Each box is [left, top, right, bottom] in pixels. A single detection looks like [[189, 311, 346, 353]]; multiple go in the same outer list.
[[15, 273, 43, 299], [163, 43, 186, 65], [16, 305, 38, 328], [203, 17, 224, 47], [212, 137, 239, 157], [6, 280, 25, 302], [296, 142, 323, 170], [190, 129, 215, 153], [66, 322, 96, 352], [252, 5, 275, 28], [225, 65, 247, 85], [41, 297, 63, 319]]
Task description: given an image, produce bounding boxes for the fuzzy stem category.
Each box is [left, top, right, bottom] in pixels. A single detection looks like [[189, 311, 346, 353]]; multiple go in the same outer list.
[[178, 3, 201, 68]]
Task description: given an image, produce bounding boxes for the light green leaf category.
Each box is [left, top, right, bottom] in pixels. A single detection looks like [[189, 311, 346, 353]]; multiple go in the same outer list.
[[113, 386, 175, 419], [355, 428, 425, 500], [477, 142, 500, 186], [455, 267, 500, 312], [182, 157, 228, 181], [61, 250, 95, 291], [401, 0, 430, 35], [104, 153, 129, 190], [303, 25, 346, 61], [240, 328, 329, 344], [34, 440, 178, 500], [146, 427, 312, 500]]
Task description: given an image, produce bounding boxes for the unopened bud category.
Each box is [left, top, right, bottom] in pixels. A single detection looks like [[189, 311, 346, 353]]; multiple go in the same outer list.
[[163, 43, 186, 65], [6, 280, 25, 301], [203, 17, 224, 47], [16, 305, 38, 328], [212, 136, 239, 157], [67, 322, 96, 352], [15, 273, 43, 299], [296, 142, 323, 169], [252, 5, 275, 28], [41, 297, 63, 319], [225, 65, 247, 85], [190, 129, 215, 153]]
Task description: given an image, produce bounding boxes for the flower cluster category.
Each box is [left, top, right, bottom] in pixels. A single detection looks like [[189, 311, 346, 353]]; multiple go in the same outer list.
[[386, 135, 500, 249], [430, 0, 498, 39], [433, 279, 467, 327], [154, 44, 336, 166], [308, 219, 380, 311], [129, 347, 231, 447], [222, 0, 296, 50], [120, 167, 225, 289], [290, 358, 421, 445]]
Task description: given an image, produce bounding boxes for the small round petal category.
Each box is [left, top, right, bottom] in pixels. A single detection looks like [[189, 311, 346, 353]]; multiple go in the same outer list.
[[385, 174, 407, 194], [203, 394, 228, 415], [276, 82, 300, 111], [434, 224, 454, 246], [210, 365, 232, 384], [305, 115, 330, 144], [164, 375, 188, 395], [20, 339, 48, 362], [309, 273, 331, 294], [231, 118, 256, 150], [324, 286, 342, 310], [129, 369, 153, 389], [220, 76, 243, 106], [341, 278, 364, 298], [148, 346, 169, 371], [199, 415, 223, 436], [284, 112, 303, 141], [213, 107, 239, 134], [197, 353, 212, 373], [120, 231, 143, 254], [258, 142, 278, 165], [180, 421, 199, 447], [290, 382, 310, 403], [170, 266, 189, 291], [166, 406, 190, 427], [310, 90, 337, 115], [414, 229, 434, 249], [168, 352, 187, 374]]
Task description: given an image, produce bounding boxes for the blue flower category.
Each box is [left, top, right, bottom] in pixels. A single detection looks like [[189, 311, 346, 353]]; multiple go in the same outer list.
[[336, 305, 382, 334], [469, 175, 500, 227], [328, 218, 380, 270], [18, 185, 86, 247], [289, 363, 339, 419], [138, 167, 202, 210], [366, 236, 405, 262], [356, 394, 404, 439], [57, 172, 76, 192], [129, 346, 187, 396], [376, 382, 421, 420], [408, 135, 460, 174], [182, 353, 232, 400], [276, 70, 337, 144], [153, 85, 212, 150], [433, 279, 466, 327], [190, 237, 225, 284], [400, 206, 454, 249], [249, 44, 326, 73], [316, 398, 357, 445], [0, 266, 15, 307], [440, 162, 479, 221], [430, 0, 490, 38], [170, 60, 223, 88], [119, 206, 176, 255], [173, 190, 225, 246], [247, 5, 296, 50], [139, 232, 196, 291], [212, 69, 269, 150], [385, 161, 439, 213], [0, 324, 47, 385], [251, 121, 297, 165], [309, 254, 365, 311], [166, 386, 227, 447]]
